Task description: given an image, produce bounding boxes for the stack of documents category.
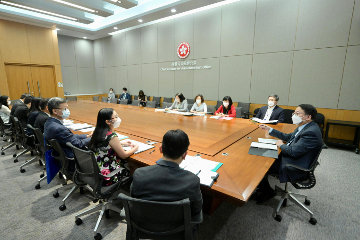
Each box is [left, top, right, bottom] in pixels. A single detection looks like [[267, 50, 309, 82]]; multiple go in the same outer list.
[[79, 127, 95, 132], [122, 140, 154, 154], [251, 118, 278, 124], [179, 155, 223, 187], [210, 116, 233, 120], [248, 138, 279, 158], [66, 123, 93, 131]]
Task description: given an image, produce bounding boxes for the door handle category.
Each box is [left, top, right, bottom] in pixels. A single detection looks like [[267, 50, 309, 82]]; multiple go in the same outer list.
[[38, 81, 41, 98], [27, 81, 30, 94]]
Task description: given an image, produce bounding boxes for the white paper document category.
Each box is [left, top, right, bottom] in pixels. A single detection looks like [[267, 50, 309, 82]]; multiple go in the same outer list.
[[210, 116, 233, 120], [115, 133, 129, 140], [198, 171, 219, 186], [258, 138, 278, 145], [123, 140, 154, 154], [67, 123, 93, 131], [251, 118, 278, 124], [251, 142, 278, 150], [79, 127, 95, 132], [63, 120, 74, 126], [155, 109, 165, 112]]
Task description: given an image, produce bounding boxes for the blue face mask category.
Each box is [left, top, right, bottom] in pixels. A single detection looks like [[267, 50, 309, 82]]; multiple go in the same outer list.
[[60, 109, 70, 119]]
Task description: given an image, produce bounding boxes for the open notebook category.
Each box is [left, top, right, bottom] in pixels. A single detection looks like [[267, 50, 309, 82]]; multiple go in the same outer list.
[[122, 140, 154, 154]]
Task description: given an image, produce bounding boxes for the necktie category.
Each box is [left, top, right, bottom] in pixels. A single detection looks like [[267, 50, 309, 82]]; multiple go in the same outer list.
[[287, 129, 298, 146]]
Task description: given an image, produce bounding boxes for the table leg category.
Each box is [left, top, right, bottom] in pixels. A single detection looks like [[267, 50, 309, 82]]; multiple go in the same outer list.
[[324, 123, 330, 144], [202, 193, 223, 215]]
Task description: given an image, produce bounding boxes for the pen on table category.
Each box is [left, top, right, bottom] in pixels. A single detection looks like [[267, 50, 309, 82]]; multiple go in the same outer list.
[[149, 149, 155, 154], [197, 170, 201, 175]]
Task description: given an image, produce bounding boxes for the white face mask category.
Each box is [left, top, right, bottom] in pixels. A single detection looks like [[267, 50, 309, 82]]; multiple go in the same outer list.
[[109, 91, 113, 93], [112, 118, 121, 128], [123, 91, 125, 94], [7, 101, 11, 105], [268, 101, 275, 107], [292, 114, 303, 125], [59, 109, 70, 119], [196, 99, 201, 104], [223, 102, 229, 107], [176, 98, 180, 103]]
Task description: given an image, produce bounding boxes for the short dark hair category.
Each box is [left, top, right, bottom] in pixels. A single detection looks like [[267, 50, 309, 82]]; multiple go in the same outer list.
[[298, 104, 317, 120], [268, 94, 279, 101], [29, 97, 42, 113], [123, 88, 127, 91], [194, 94, 204, 103], [24, 96, 34, 105], [48, 97, 67, 115], [162, 129, 190, 160], [109, 88, 114, 91], [222, 96, 233, 106], [20, 93, 31, 99], [39, 98, 50, 110], [175, 93, 185, 102]]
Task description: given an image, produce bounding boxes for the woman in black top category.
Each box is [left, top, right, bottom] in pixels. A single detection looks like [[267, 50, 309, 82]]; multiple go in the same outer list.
[[138, 90, 147, 107]]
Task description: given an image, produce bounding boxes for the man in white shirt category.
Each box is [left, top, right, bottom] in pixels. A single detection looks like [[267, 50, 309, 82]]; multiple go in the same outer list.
[[255, 94, 284, 123]]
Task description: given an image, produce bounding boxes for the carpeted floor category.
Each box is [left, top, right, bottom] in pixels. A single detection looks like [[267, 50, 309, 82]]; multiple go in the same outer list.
[[0, 140, 359, 240]]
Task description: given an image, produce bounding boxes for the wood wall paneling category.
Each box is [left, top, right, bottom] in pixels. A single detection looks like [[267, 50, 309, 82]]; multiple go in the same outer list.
[[31, 66, 57, 98], [0, 62, 9, 96], [52, 30, 61, 65], [5, 65, 33, 100], [26, 25, 56, 64], [54, 65, 64, 98]]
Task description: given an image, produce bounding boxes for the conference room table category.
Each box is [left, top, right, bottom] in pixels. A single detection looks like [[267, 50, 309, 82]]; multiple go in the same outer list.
[[68, 101, 296, 214]]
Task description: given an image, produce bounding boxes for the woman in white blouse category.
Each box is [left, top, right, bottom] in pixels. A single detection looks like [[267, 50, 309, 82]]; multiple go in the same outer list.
[[166, 93, 188, 112], [0, 95, 11, 123], [107, 88, 115, 103], [190, 94, 207, 114]]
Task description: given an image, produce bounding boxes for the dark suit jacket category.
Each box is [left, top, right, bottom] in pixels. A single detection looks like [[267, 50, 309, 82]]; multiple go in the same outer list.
[[34, 111, 49, 133], [26, 111, 40, 135], [44, 117, 91, 158], [270, 121, 323, 182], [119, 93, 130, 100], [10, 99, 24, 118], [131, 160, 203, 216], [14, 104, 29, 130], [255, 105, 284, 123]]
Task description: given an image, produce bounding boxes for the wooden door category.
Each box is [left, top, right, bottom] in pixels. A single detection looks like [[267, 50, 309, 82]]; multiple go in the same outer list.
[[30, 66, 57, 98], [5, 65, 33, 100]]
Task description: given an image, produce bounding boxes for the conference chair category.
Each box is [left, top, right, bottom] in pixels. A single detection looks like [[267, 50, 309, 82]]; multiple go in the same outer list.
[[272, 144, 327, 225], [101, 97, 107, 103], [283, 109, 295, 124], [146, 101, 157, 108], [215, 101, 222, 111], [47, 139, 89, 211], [163, 97, 172, 103], [30, 127, 47, 189], [128, 95, 132, 104], [93, 96, 99, 101], [314, 113, 325, 135], [187, 98, 195, 105], [235, 107, 242, 118], [118, 193, 203, 240], [238, 102, 250, 118], [66, 96, 77, 101], [1, 116, 21, 156], [161, 102, 173, 109], [0, 117, 15, 154], [110, 98, 117, 104], [120, 99, 129, 105], [207, 105, 215, 115], [66, 143, 131, 240], [132, 100, 140, 106], [152, 96, 161, 107], [133, 95, 138, 101]]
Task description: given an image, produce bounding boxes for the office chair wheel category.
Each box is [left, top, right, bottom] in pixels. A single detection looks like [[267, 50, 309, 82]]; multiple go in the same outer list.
[[105, 209, 110, 219], [80, 187, 84, 194], [20, 168, 25, 173], [93, 199, 99, 203], [35, 184, 41, 189], [59, 205, 66, 211], [16, 145, 20, 150], [53, 192, 59, 198], [39, 160, 43, 166], [309, 218, 317, 225], [13, 153, 17, 157], [282, 199, 287, 207], [304, 199, 311, 206], [40, 173, 45, 178], [14, 159, 18, 163], [1, 152, 4, 155], [75, 218, 83, 225], [355, 148, 359, 154], [274, 215, 282, 222], [94, 233, 102, 240]]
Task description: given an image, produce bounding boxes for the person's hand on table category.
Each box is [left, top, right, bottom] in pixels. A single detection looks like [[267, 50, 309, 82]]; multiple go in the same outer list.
[[172, 109, 178, 111], [86, 131, 93, 138], [276, 140, 284, 148], [121, 140, 132, 146], [165, 108, 169, 111], [259, 124, 271, 131], [131, 143, 139, 150]]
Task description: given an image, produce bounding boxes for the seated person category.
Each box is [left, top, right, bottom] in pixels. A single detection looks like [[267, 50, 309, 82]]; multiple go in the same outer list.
[[88, 108, 139, 186], [44, 97, 92, 171], [138, 90, 147, 107], [34, 98, 50, 133], [14, 96, 33, 130], [10, 93, 30, 117], [165, 93, 188, 112], [214, 96, 236, 117], [131, 129, 203, 217], [190, 94, 207, 114], [0, 95, 11, 123], [255, 94, 284, 123], [26, 97, 42, 135], [256, 104, 323, 204], [118, 87, 130, 103], [107, 88, 115, 103]]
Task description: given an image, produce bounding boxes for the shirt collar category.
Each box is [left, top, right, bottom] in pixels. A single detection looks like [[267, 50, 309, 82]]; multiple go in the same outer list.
[[157, 159, 180, 169], [268, 105, 276, 109], [298, 122, 310, 132]]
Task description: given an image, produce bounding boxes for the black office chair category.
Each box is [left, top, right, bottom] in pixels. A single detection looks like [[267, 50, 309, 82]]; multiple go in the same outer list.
[[237, 102, 250, 118], [283, 109, 295, 124], [314, 113, 325, 135], [1, 116, 20, 156], [0, 117, 15, 154], [235, 107, 242, 118], [131, 100, 140, 106], [93, 96, 99, 101], [163, 97, 172, 103], [146, 101, 157, 108], [207, 105, 216, 115], [161, 102, 173, 109], [118, 193, 203, 240], [119, 99, 129, 105], [272, 144, 327, 225], [186, 98, 195, 105], [67, 143, 131, 240], [101, 97, 108, 103], [47, 139, 89, 211], [152, 96, 161, 107], [215, 101, 222, 111]]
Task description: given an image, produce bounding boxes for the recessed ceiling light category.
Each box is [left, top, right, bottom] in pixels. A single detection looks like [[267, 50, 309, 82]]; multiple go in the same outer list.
[[138, 19, 143, 22], [83, 37, 87, 39], [0, 1, 78, 21], [114, 27, 118, 29], [171, 9, 176, 13], [53, 0, 96, 13], [55, 28, 60, 31]]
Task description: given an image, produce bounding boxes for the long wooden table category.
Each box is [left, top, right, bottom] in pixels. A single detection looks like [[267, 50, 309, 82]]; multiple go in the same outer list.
[[68, 101, 296, 214]]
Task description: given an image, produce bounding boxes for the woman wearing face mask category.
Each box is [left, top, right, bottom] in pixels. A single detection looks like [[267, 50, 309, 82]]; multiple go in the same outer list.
[[107, 88, 115, 103], [215, 96, 236, 117], [138, 90, 147, 107], [165, 93, 188, 112], [0, 95, 11, 123], [88, 108, 139, 186], [190, 94, 207, 114]]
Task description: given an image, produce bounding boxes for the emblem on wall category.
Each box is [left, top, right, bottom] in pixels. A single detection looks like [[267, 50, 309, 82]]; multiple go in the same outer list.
[[177, 42, 190, 59]]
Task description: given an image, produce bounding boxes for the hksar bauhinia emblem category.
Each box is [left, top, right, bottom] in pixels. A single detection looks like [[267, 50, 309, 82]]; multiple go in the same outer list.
[[177, 42, 190, 59]]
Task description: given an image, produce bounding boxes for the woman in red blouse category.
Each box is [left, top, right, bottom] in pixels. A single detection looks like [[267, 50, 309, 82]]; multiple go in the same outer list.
[[214, 96, 236, 117]]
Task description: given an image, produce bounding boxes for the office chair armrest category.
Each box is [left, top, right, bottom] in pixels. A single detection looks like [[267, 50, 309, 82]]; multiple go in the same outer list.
[[285, 164, 311, 172], [191, 210, 203, 224], [99, 167, 124, 178]]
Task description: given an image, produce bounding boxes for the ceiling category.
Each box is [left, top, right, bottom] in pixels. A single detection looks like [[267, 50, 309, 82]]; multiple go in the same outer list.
[[0, 0, 236, 39]]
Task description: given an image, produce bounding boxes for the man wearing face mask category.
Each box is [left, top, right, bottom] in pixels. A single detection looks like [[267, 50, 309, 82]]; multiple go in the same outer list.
[[44, 97, 92, 171], [118, 87, 130, 103], [255, 94, 284, 123], [256, 104, 323, 204]]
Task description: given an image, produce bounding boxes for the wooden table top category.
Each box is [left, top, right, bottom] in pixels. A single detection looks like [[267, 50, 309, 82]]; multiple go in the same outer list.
[[68, 100, 296, 206]]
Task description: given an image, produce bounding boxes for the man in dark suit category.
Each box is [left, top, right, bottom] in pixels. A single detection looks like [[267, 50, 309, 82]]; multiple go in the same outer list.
[[256, 104, 323, 204], [118, 87, 130, 103], [34, 98, 50, 133], [14, 96, 33, 130], [131, 129, 203, 217], [10, 93, 31, 118], [255, 94, 284, 123], [44, 97, 91, 171]]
